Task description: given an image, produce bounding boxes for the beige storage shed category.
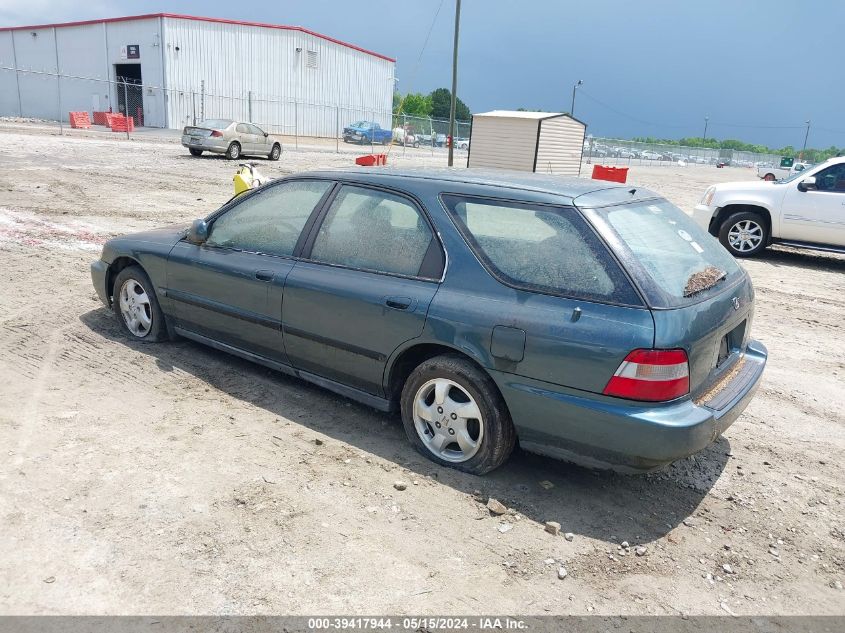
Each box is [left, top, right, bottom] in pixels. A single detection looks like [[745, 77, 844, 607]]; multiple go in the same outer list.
[[467, 110, 586, 176]]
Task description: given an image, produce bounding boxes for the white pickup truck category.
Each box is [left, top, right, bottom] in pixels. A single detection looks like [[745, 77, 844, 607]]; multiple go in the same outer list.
[[756, 160, 809, 181], [693, 156, 845, 257]]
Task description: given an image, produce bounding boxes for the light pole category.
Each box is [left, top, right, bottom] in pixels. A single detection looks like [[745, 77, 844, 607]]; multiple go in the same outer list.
[[703, 116, 709, 141], [800, 119, 810, 160], [447, 0, 461, 167], [570, 79, 582, 117]]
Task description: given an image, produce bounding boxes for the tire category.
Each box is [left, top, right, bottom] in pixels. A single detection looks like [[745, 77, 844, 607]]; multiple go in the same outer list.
[[413, 141, 420, 149], [763, 173, 776, 181], [111, 265, 168, 342], [382, 137, 390, 146], [400, 354, 516, 475], [269, 143, 282, 161], [719, 211, 768, 257], [189, 148, 203, 157], [225, 142, 241, 160]]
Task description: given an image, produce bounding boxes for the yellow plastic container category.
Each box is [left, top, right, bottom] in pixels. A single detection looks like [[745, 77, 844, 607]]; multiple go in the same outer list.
[[233, 167, 253, 196]]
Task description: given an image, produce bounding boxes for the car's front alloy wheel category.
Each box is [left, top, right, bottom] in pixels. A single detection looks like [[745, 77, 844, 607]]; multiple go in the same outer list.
[[719, 211, 768, 257], [111, 265, 168, 342]]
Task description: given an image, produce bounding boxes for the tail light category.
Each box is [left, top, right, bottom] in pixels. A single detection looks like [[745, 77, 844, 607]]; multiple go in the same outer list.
[[603, 349, 689, 402], [210, 130, 223, 137]]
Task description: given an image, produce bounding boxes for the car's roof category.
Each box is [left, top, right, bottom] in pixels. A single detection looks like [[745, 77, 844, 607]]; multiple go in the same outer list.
[[293, 167, 660, 205]]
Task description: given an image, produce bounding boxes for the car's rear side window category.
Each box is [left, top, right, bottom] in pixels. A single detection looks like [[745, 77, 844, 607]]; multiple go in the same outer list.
[[441, 195, 642, 306]]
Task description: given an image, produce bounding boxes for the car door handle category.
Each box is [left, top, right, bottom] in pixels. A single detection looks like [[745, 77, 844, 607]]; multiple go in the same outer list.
[[254, 270, 274, 282], [384, 296, 413, 311]]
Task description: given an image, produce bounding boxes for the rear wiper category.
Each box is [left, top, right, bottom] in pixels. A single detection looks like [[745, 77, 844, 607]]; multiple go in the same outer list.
[[683, 266, 727, 297]]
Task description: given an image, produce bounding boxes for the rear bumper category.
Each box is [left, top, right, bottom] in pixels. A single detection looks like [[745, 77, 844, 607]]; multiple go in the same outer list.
[[491, 340, 767, 472], [91, 259, 110, 307], [181, 134, 228, 153]]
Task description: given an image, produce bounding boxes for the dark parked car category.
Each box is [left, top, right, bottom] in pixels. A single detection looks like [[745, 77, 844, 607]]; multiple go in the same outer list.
[[91, 169, 767, 474]]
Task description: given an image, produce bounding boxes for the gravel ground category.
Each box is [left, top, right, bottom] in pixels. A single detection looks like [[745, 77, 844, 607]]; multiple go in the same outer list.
[[0, 121, 843, 615]]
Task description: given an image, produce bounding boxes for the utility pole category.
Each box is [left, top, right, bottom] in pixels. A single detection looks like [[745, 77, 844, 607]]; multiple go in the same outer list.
[[703, 116, 709, 141], [447, 0, 461, 167], [570, 79, 582, 117], [800, 119, 811, 160]]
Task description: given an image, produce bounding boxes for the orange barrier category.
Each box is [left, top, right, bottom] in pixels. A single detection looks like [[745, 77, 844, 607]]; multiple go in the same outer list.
[[68, 111, 91, 129], [109, 114, 135, 133], [355, 153, 387, 166], [92, 111, 112, 126], [591, 165, 629, 183]]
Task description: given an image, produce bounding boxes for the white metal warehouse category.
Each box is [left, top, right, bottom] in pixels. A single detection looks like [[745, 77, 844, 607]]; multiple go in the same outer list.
[[0, 13, 395, 135], [467, 110, 586, 176]]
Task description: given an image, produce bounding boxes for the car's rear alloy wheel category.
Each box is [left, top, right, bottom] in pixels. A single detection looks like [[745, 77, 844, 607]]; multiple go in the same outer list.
[[719, 212, 768, 257], [400, 354, 516, 474], [111, 265, 168, 342], [226, 142, 240, 160], [413, 378, 484, 463]]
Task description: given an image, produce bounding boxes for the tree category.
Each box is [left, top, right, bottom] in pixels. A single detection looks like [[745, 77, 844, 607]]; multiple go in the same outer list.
[[430, 88, 471, 121], [395, 92, 433, 118]]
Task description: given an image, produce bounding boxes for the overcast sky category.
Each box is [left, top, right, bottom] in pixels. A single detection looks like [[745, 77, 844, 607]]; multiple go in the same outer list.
[[2, 0, 842, 148]]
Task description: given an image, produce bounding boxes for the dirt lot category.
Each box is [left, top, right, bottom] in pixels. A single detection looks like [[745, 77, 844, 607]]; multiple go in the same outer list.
[[0, 121, 843, 616]]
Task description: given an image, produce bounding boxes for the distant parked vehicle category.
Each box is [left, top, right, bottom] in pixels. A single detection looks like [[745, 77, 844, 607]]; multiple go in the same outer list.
[[757, 160, 809, 181], [616, 148, 637, 158], [640, 150, 661, 160], [181, 119, 282, 161], [343, 121, 393, 145], [392, 126, 420, 148], [455, 137, 470, 150], [695, 156, 845, 257]]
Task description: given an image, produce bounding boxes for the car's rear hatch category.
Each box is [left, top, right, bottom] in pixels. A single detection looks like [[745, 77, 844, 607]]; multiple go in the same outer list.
[[580, 194, 759, 402]]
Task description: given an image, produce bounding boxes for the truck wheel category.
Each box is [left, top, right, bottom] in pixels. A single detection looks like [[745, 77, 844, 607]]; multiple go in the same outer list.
[[763, 173, 776, 181], [719, 212, 768, 257]]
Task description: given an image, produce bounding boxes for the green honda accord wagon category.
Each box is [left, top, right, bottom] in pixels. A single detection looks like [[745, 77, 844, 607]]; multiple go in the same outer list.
[[91, 168, 767, 474]]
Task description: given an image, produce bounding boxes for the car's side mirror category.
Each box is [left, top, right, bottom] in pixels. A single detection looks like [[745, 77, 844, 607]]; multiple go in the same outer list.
[[188, 218, 209, 243], [798, 176, 817, 192]]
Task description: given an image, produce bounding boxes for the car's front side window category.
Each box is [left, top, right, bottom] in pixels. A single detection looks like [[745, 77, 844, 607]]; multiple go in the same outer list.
[[813, 164, 845, 192], [310, 185, 435, 277], [441, 195, 642, 305], [206, 180, 332, 256]]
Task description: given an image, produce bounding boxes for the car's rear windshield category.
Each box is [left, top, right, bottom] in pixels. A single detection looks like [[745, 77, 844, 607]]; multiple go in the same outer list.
[[198, 119, 232, 129], [589, 199, 743, 308]]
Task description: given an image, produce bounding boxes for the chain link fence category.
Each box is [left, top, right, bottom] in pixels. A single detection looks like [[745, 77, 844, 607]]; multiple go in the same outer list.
[[1, 65, 471, 156], [582, 137, 783, 170]]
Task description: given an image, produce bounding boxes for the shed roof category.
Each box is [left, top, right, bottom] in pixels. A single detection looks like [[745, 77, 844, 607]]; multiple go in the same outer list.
[[472, 110, 586, 127], [0, 13, 395, 62]]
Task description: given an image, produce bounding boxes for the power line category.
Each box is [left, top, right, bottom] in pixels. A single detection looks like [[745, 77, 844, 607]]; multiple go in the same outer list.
[[578, 88, 819, 134], [577, 89, 689, 129]]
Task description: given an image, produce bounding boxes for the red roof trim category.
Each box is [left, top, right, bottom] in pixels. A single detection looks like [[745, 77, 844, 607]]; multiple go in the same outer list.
[[0, 13, 396, 62]]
